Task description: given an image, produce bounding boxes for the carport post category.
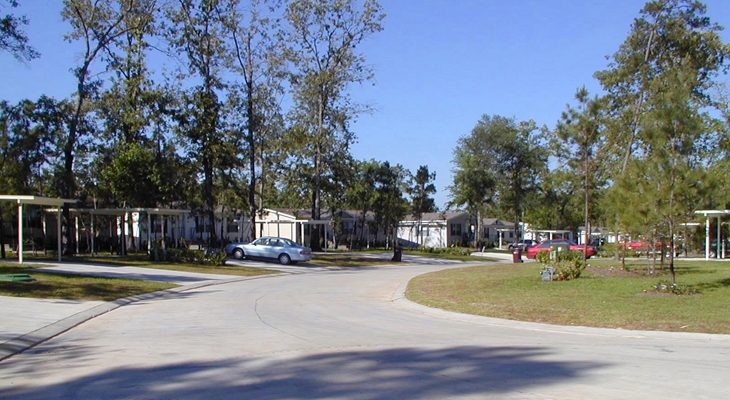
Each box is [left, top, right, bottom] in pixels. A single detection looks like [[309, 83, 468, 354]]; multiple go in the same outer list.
[[148, 212, 152, 252], [300, 222, 305, 246], [91, 214, 95, 256], [17, 203, 23, 264], [57, 207, 62, 262], [75, 215, 79, 255], [706, 217, 711, 260], [718, 216, 721, 258]]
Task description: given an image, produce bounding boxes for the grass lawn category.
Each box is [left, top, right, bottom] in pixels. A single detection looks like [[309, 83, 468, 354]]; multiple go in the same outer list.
[[81, 255, 282, 276], [10, 254, 283, 276], [0, 263, 177, 301], [0, 253, 282, 301], [405, 250, 500, 262], [312, 250, 496, 266], [312, 253, 402, 267], [406, 258, 730, 334]]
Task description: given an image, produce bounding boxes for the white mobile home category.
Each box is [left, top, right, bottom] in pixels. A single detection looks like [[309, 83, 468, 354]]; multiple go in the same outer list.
[[397, 211, 470, 248]]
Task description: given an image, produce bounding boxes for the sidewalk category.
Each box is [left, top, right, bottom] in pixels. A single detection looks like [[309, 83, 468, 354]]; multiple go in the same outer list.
[[0, 262, 250, 362]]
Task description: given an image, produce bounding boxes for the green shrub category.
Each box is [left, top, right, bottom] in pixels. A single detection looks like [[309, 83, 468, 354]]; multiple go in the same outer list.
[[598, 243, 643, 258], [553, 258, 586, 281], [597, 243, 618, 258], [148, 239, 227, 266], [204, 250, 228, 266], [536, 249, 587, 281], [412, 246, 474, 256]]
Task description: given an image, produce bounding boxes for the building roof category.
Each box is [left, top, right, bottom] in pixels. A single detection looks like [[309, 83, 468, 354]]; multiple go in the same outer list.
[[483, 218, 514, 227], [263, 208, 376, 221], [400, 211, 470, 222]]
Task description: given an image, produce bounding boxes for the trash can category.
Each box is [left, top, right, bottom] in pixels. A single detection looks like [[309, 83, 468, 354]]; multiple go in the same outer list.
[[392, 245, 403, 262], [512, 246, 522, 263]]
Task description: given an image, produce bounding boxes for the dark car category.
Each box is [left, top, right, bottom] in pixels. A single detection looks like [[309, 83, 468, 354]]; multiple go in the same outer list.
[[225, 236, 313, 265], [508, 240, 536, 252], [526, 239, 597, 259]]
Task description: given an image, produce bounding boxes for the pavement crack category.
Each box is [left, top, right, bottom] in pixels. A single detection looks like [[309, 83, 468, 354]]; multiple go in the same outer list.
[[254, 292, 315, 344]]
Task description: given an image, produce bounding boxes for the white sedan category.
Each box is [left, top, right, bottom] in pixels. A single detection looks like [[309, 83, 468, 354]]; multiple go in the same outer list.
[[225, 236, 313, 265]]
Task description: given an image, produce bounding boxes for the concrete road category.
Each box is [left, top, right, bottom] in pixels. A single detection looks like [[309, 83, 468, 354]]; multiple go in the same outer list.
[[1, 261, 729, 399]]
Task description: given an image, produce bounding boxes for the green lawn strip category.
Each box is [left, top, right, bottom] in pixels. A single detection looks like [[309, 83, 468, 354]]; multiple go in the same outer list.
[[13, 254, 281, 277], [0, 263, 176, 301], [406, 260, 730, 334], [312, 251, 495, 266], [78, 253, 395, 270], [406, 251, 500, 262]]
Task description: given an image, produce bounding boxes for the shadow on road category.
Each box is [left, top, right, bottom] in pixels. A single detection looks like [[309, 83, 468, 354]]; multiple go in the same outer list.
[[3, 345, 609, 398]]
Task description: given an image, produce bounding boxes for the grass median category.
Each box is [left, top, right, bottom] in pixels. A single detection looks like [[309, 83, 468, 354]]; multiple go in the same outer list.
[[0, 263, 178, 301], [406, 258, 730, 334], [0, 254, 282, 301]]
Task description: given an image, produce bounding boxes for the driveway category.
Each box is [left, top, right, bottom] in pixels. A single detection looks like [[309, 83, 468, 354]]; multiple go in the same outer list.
[[1, 261, 728, 399]]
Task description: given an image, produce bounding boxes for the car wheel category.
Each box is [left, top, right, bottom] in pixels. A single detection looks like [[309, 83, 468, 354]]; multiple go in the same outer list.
[[233, 248, 245, 260], [278, 253, 291, 265]]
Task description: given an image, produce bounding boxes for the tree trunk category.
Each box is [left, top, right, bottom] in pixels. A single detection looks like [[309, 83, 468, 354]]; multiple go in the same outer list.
[[310, 93, 325, 252], [246, 77, 257, 242], [584, 147, 590, 261]]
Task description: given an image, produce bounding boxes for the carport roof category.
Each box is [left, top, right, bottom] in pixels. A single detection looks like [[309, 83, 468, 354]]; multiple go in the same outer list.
[[0, 195, 77, 264], [44, 207, 191, 215], [695, 209, 730, 217], [0, 195, 77, 206]]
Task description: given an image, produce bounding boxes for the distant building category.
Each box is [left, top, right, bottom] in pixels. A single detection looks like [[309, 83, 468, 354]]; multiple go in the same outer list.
[[397, 211, 470, 248]]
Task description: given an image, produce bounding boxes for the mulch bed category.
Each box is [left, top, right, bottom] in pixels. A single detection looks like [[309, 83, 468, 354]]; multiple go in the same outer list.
[[585, 266, 700, 296], [585, 265, 666, 278]]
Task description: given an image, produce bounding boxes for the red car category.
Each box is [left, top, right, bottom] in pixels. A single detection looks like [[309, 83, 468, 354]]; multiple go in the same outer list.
[[621, 240, 679, 256], [526, 239, 597, 259], [622, 241, 647, 251]]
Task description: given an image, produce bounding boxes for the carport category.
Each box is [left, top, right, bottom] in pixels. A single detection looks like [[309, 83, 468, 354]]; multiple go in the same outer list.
[[63, 208, 190, 255], [694, 209, 730, 260], [526, 229, 573, 242], [0, 195, 77, 264]]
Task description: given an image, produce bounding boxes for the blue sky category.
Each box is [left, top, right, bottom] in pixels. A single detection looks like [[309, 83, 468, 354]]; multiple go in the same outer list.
[[3, 0, 730, 208]]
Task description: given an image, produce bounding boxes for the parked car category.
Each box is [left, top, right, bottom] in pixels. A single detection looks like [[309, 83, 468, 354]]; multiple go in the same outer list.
[[526, 239, 597, 259], [508, 239, 536, 252], [225, 236, 313, 265], [621, 240, 680, 256]]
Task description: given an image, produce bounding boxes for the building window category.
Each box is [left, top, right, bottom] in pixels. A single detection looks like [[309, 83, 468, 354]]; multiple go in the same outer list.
[[227, 224, 239, 233], [450, 223, 462, 237]]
